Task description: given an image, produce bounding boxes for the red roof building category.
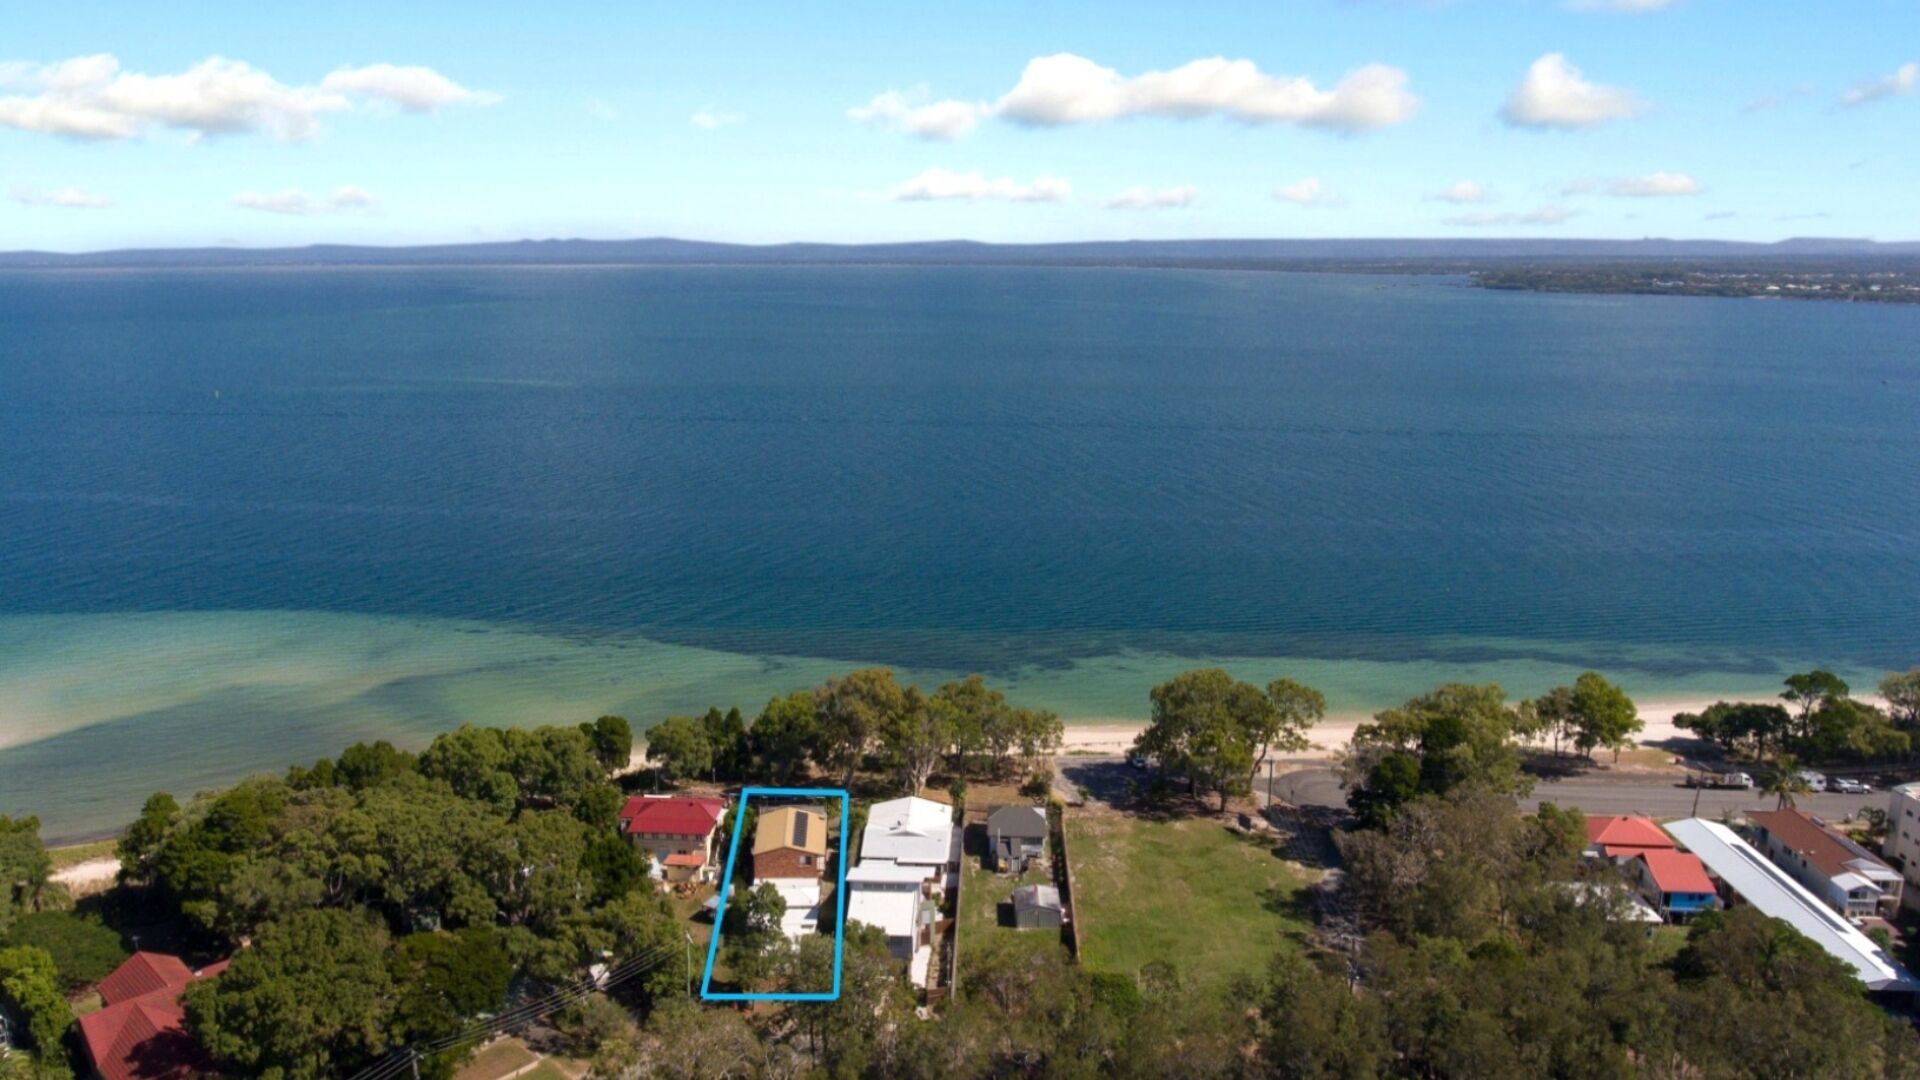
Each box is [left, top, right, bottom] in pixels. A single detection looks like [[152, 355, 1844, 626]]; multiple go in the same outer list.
[[1585, 815, 1677, 861], [619, 795, 728, 883], [79, 952, 227, 1080]]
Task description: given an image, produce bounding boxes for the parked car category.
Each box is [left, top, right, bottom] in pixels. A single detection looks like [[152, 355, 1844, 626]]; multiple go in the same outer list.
[[1686, 770, 1754, 789], [1797, 770, 1828, 793], [1126, 753, 1149, 770], [1831, 777, 1873, 795]]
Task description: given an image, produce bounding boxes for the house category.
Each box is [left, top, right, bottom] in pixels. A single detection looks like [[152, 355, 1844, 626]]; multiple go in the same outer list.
[[1667, 817, 1919, 994], [78, 951, 228, 1080], [986, 805, 1048, 874], [858, 796, 954, 881], [753, 805, 828, 882], [751, 805, 830, 941], [1584, 815, 1676, 862], [846, 796, 955, 984], [1746, 808, 1903, 917], [1010, 883, 1064, 930], [1882, 782, 1920, 909], [1624, 848, 1718, 922], [620, 795, 728, 883]]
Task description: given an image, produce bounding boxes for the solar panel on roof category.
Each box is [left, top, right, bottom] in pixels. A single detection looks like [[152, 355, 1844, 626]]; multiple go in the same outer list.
[[793, 812, 810, 848]]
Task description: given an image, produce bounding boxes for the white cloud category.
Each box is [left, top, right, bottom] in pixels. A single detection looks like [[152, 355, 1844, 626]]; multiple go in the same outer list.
[[993, 53, 1417, 132], [318, 64, 498, 112], [1607, 171, 1702, 197], [1430, 180, 1489, 204], [232, 186, 377, 216], [1566, 0, 1676, 10], [848, 88, 981, 140], [0, 53, 492, 141], [1841, 62, 1918, 107], [888, 167, 1069, 203], [1500, 53, 1647, 129], [1103, 185, 1198, 210], [689, 106, 745, 129], [1443, 205, 1576, 227], [9, 184, 112, 208], [1273, 177, 1344, 208]]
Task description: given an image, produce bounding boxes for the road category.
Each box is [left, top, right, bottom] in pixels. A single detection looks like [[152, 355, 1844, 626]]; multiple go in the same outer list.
[[1268, 767, 1885, 822]]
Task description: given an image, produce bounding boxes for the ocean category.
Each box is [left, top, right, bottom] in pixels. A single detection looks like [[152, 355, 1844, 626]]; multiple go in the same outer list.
[[2, 265, 1917, 839]]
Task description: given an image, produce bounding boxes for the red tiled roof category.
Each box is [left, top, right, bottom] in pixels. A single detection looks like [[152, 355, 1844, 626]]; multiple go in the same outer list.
[[620, 795, 726, 838], [97, 952, 194, 1006], [80, 954, 224, 1080], [1636, 849, 1715, 895], [1585, 815, 1675, 855], [663, 852, 707, 868]]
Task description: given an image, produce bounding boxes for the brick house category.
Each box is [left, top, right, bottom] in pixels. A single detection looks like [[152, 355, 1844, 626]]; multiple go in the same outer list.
[[753, 805, 828, 881], [78, 951, 229, 1080]]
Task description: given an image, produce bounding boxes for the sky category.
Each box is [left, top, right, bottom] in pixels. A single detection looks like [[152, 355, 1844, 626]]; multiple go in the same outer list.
[[3, 1, 1918, 251]]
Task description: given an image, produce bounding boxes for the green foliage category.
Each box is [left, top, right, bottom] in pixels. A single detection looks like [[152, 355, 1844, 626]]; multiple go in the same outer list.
[[1674, 700, 1793, 760], [1568, 671, 1642, 760], [639, 995, 765, 1079], [3, 911, 126, 992], [877, 685, 951, 795], [580, 714, 634, 773], [813, 668, 909, 788], [1134, 668, 1278, 811], [1882, 668, 1920, 728], [417, 724, 605, 815], [751, 691, 818, 783], [643, 715, 713, 785], [184, 908, 397, 1079], [115, 791, 179, 886], [388, 927, 512, 1043], [1345, 683, 1530, 822], [0, 944, 74, 1074], [0, 816, 52, 933], [698, 708, 750, 780]]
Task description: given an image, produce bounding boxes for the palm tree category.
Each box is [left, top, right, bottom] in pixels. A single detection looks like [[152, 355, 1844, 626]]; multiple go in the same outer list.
[[1763, 754, 1813, 810]]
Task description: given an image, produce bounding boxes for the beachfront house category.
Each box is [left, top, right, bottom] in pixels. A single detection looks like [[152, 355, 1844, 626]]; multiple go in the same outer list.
[[1584, 815, 1676, 863], [752, 805, 830, 940], [79, 952, 229, 1080], [1747, 808, 1903, 918], [986, 805, 1049, 874], [1882, 782, 1920, 910], [1624, 848, 1718, 922], [620, 795, 728, 883], [846, 796, 955, 982]]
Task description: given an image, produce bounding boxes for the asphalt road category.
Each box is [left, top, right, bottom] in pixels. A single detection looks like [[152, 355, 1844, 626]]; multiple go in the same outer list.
[[1268, 767, 1885, 822]]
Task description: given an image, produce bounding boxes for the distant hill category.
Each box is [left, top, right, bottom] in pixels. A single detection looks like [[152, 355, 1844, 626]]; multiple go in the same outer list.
[[5, 235, 1920, 270]]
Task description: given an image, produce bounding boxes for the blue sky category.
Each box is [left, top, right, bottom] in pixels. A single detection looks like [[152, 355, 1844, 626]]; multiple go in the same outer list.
[[4, 0, 1918, 250]]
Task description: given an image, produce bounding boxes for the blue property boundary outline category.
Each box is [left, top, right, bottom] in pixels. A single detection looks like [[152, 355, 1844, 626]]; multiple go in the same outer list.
[[699, 786, 850, 1001]]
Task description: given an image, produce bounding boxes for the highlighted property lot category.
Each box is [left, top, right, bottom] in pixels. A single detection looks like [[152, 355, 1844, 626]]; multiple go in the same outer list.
[[699, 786, 850, 1002]]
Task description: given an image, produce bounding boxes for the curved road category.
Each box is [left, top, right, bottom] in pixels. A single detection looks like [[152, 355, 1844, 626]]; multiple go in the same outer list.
[[1270, 767, 1883, 822]]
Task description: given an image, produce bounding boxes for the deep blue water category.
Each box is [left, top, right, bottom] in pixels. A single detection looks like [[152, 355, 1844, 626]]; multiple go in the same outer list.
[[5, 266, 1918, 669], [3, 266, 1920, 835]]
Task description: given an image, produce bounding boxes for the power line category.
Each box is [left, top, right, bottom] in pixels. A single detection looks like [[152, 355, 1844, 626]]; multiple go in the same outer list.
[[348, 941, 683, 1080]]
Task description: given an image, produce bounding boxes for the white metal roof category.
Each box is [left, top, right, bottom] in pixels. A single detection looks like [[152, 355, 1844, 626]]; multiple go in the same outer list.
[[1665, 818, 1919, 992], [769, 879, 821, 941], [846, 861, 936, 885], [860, 797, 952, 865], [845, 885, 918, 939]]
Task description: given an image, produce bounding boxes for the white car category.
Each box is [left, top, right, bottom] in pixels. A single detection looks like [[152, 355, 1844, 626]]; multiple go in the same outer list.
[[1831, 777, 1872, 795]]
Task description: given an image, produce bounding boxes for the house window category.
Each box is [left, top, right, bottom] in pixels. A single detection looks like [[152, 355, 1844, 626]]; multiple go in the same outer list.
[[800, 854, 814, 867]]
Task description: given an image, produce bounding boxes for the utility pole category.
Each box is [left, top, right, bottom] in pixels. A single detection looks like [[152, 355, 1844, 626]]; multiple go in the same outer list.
[[683, 929, 694, 993], [409, 1049, 420, 1080]]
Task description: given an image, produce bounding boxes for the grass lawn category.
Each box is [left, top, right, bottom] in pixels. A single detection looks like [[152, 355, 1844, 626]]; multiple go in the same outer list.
[[453, 1038, 538, 1080], [48, 839, 117, 871], [518, 1062, 573, 1080], [1065, 809, 1313, 986], [958, 825, 1067, 963]]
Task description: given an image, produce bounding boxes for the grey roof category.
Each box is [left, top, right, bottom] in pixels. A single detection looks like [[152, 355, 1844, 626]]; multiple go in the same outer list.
[[1665, 818, 1919, 993], [1012, 883, 1062, 912], [988, 805, 1049, 837]]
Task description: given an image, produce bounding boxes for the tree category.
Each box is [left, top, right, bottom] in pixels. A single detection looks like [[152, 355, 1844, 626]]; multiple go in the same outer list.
[[1881, 667, 1920, 729], [639, 995, 764, 1079], [1675, 701, 1792, 761], [1762, 754, 1813, 810], [1260, 677, 1325, 792], [116, 791, 179, 886], [184, 908, 397, 1079], [0, 945, 74, 1076], [387, 927, 512, 1044], [580, 715, 634, 773], [1782, 670, 1850, 740], [1568, 671, 1641, 762], [3, 912, 127, 993], [1529, 685, 1578, 758], [1346, 683, 1531, 810], [878, 686, 953, 795], [812, 668, 908, 788], [330, 741, 417, 790], [1347, 751, 1420, 828], [698, 708, 750, 780], [1135, 669, 1276, 811], [751, 692, 817, 784], [0, 816, 51, 932], [934, 674, 1009, 776], [644, 716, 713, 787], [1261, 950, 1388, 1080]]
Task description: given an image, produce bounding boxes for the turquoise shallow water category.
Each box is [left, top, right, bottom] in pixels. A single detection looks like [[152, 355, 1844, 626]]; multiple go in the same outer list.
[[2, 266, 1917, 838]]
